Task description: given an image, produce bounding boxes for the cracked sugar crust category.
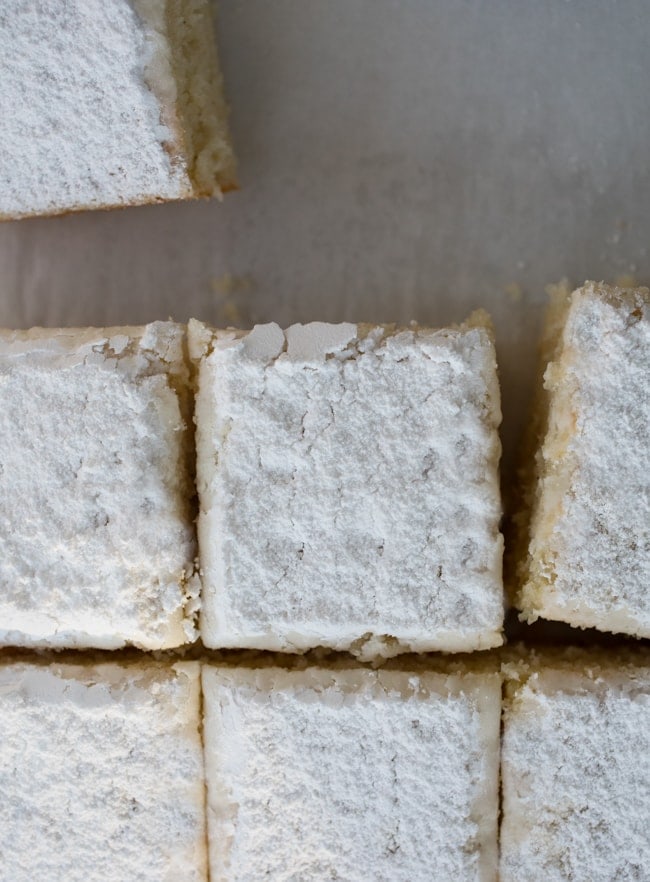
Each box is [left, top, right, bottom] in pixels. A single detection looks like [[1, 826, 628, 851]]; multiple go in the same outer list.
[[0, 323, 198, 650], [500, 653, 650, 882], [519, 283, 650, 637], [0, 0, 236, 218], [203, 665, 501, 882], [190, 318, 504, 658], [0, 660, 206, 882]]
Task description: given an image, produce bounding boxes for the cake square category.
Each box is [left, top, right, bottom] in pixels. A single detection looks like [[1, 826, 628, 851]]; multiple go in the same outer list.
[[190, 316, 504, 658], [203, 663, 501, 882], [0, 0, 236, 219], [500, 651, 650, 882], [0, 660, 206, 882], [0, 322, 198, 649], [515, 282, 650, 637]]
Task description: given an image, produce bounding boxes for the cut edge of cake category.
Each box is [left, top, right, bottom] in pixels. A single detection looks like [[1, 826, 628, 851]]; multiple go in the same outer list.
[[501, 644, 650, 699], [138, 0, 237, 198], [506, 279, 573, 608]]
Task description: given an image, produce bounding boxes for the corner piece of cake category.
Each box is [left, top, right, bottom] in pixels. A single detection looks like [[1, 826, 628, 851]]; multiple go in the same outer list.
[[0, 323, 199, 650], [0, 660, 207, 882], [500, 649, 650, 882], [189, 315, 504, 659], [514, 281, 650, 637], [203, 661, 501, 882], [0, 0, 236, 219]]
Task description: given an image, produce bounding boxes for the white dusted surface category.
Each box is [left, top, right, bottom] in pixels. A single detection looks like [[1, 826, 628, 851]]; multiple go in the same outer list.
[[0, 0, 187, 217], [519, 284, 650, 636], [0, 323, 198, 649], [501, 659, 650, 881], [193, 319, 504, 657], [203, 665, 501, 881], [0, 661, 207, 882], [0, 0, 235, 217], [0, 0, 648, 473]]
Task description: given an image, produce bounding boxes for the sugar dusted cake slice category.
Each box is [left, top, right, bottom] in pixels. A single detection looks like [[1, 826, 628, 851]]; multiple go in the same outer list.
[[0, 0, 236, 219], [190, 316, 504, 658], [501, 650, 650, 882], [203, 662, 501, 882], [0, 660, 206, 882], [515, 282, 650, 637], [0, 323, 198, 649]]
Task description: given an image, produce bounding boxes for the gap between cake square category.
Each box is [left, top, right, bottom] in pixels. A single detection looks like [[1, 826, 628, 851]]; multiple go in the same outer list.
[[190, 316, 505, 659], [0, 322, 199, 650], [0, 659, 207, 882], [203, 660, 501, 882], [0, 0, 236, 219]]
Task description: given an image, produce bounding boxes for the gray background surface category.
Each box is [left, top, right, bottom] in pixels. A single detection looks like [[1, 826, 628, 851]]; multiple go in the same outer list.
[[1, 0, 648, 477]]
